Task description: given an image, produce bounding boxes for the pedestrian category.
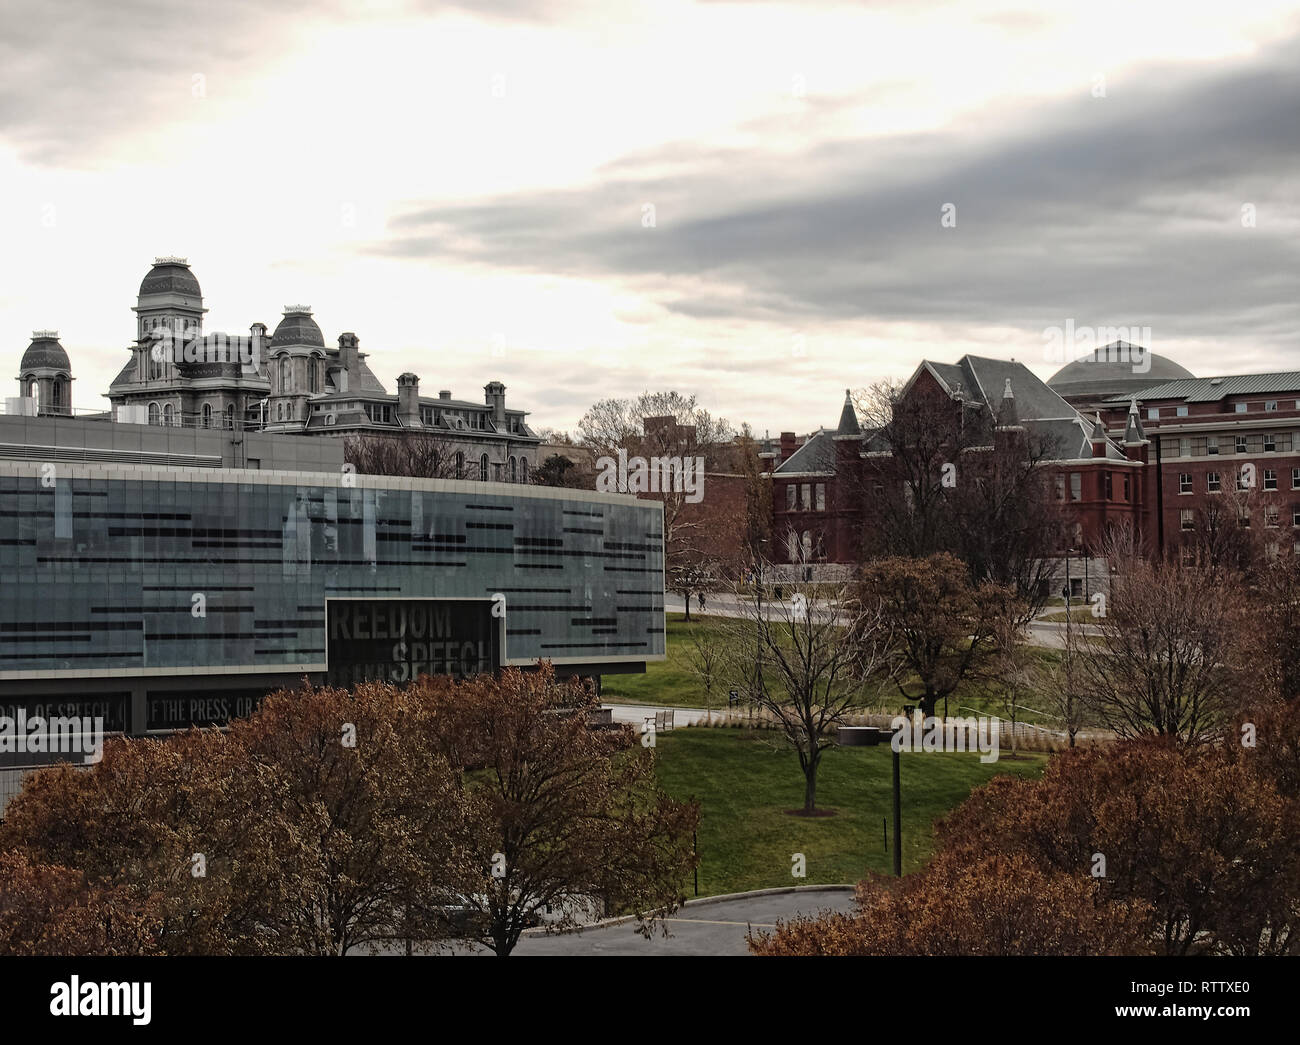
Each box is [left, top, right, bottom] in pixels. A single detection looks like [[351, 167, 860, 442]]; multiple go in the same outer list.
[[697, 591, 706, 612]]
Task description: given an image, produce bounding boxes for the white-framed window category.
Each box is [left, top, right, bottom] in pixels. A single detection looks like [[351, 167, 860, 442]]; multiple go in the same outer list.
[[1292, 506, 1300, 527], [786, 485, 795, 510], [1070, 473, 1082, 501], [1207, 472, 1221, 492], [225, 404, 235, 429], [148, 402, 160, 426], [1265, 433, 1277, 452], [1147, 407, 1159, 420], [1236, 435, 1248, 453], [815, 483, 826, 511], [1266, 505, 1280, 528], [801, 483, 811, 509], [1292, 467, 1300, 489], [1265, 469, 1278, 490], [1179, 473, 1192, 494], [1180, 509, 1194, 531], [1055, 475, 1066, 501], [1236, 403, 1248, 413], [1176, 406, 1188, 417], [1266, 400, 1278, 411], [163, 403, 174, 426]]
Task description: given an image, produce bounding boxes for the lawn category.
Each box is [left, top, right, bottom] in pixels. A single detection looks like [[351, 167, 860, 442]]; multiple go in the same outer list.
[[653, 727, 1046, 897], [600, 613, 732, 708], [603, 613, 1069, 728]]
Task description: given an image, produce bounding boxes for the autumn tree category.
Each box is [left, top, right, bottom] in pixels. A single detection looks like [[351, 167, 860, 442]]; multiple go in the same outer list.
[[750, 850, 1152, 956], [226, 679, 475, 955], [0, 850, 161, 956], [0, 729, 278, 955], [857, 552, 1011, 719], [2, 682, 474, 956], [756, 725, 1300, 956], [438, 665, 698, 956]]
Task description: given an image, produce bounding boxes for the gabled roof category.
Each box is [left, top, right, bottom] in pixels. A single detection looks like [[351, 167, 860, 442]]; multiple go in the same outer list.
[[901, 355, 1126, 461], [774, 429, 837, 474]]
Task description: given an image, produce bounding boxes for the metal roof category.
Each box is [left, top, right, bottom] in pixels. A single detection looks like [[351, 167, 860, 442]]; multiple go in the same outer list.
[[1104, 372, 1300, 404]]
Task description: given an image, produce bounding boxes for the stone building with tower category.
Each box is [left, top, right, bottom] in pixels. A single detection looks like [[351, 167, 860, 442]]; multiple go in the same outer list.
[[10, 256, 541, 483]]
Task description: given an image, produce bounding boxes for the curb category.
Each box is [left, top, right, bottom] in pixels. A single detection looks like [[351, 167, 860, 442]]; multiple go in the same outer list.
[[520, 883, 855, 937]]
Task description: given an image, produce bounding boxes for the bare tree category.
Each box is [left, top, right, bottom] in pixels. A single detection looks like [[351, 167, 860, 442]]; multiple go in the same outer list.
[[577, 391, 741, 610], [849, 378, 1062, 618], [720, 545, 895, 814], [344, 432, 465, 479], [682, 621, 726, 722], [1073, 530, 1253, 742]]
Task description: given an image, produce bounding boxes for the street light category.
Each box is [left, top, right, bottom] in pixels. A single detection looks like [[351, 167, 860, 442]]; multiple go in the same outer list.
[[836, 725, 902, 877]]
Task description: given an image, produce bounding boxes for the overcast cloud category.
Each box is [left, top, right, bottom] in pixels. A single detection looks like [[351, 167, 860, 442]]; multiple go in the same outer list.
[[3, 0, 1298, 435]]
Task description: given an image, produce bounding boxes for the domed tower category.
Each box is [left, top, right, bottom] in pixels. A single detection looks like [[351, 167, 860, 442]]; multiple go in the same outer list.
[[268, 305, 326, 427], [18, 331, 73, 416], [132, 256, 205, 384]]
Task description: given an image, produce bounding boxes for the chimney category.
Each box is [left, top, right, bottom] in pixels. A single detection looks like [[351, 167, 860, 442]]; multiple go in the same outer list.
[[338, 333, 359, 392], [397, 373, 420, 426], [439, 390, 451, 401], [779, 431, 796, 463], [485, 380, 506, 426]]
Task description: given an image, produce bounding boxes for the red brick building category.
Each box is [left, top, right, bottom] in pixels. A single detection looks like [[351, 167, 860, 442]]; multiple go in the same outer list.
[[768, 346, 1300, 585]]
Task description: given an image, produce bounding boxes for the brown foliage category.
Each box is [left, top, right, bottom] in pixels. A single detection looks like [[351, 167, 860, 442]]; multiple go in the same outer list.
[[856, 552, 1014, 718], [755, 725, 1300, 956], [436, 665, 699, 955], [0, 850, 161, 956]]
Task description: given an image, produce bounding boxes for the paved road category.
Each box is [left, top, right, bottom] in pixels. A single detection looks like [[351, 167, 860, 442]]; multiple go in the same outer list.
[[665, 592, 1094, 650], [461, 887, 856, 956]]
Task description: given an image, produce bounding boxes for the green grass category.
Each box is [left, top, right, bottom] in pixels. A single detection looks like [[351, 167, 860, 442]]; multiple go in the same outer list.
[[1039, 609, 1096, 623], [601, 613, 732, 708], [653, 727, 1046, 896], [603, 613, 1070, 729]]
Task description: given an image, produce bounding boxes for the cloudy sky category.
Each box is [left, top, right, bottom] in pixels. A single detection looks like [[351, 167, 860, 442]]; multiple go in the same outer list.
[[3, 0, 1299, 436]]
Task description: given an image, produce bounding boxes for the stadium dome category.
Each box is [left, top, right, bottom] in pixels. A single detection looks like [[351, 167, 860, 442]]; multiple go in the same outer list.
[[1048, 343, 1194, 398]]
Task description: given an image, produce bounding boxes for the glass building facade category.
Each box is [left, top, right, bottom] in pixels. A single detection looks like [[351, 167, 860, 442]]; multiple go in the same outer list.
[[0, 460, 665, 735]]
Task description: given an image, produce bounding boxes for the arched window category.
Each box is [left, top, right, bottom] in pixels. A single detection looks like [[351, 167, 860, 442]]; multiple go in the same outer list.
[[480, 453, 489, 481], [509, 457, 517, 482], [202, 403, 212, 429], [225, 404, 235, 429], [455, 452, 464, 479], [163, 403, 174, 427], [279, 358, 291, 394], [23, 378, 34, 397], [308, 358, 319, 393], [50, 380, 63, 408], [148, 349, 164, 381], [148, 402, 160, 426], [520, 458, 529, 484]]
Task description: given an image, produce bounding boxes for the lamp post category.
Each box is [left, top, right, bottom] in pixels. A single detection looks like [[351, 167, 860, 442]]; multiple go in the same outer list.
[[836, 725, 902, 877]]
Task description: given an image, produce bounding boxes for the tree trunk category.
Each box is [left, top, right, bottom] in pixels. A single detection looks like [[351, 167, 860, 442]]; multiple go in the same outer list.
[[682, 595, 691, 622], [803, 758, 818, 813]]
